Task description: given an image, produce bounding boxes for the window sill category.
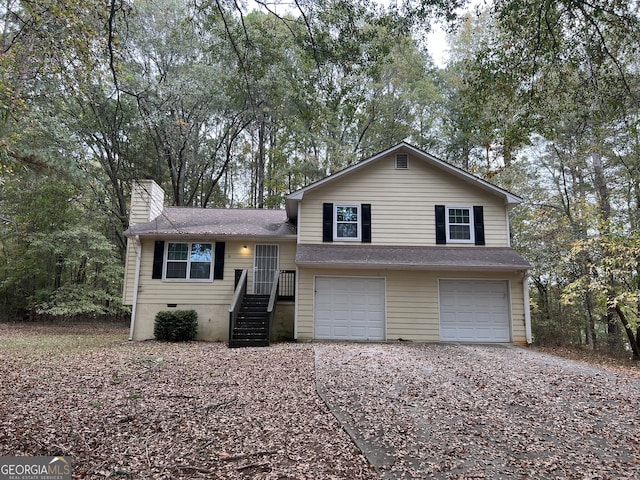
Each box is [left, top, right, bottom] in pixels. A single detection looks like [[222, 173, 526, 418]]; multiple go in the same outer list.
[[161, 278, 214, 282], [445, 240, 475, 244]]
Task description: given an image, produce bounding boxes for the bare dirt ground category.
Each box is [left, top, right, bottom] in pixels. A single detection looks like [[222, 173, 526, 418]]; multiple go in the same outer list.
[[1, 322, 639, 479]]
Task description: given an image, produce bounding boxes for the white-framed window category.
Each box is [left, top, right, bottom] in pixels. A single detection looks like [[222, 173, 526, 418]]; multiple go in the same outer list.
[[446, 206, 474, 243], [334, 204, 361, 241], [164, 242, 213, 280]]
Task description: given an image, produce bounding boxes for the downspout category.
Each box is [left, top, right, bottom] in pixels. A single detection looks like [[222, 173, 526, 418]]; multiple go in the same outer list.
[[294, 266, 299, 340], [129, 236, 142, 341], [523, 272, 532, 344], [293, 201, 302, 340], [505, 207, 512, 247]]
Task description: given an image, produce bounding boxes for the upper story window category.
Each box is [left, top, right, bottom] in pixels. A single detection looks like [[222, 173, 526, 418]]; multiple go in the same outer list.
[[446, 207, 474, 243], [334, 205, 361, 241], [165, 242, 213, 280], [323, 202, 371, 243]]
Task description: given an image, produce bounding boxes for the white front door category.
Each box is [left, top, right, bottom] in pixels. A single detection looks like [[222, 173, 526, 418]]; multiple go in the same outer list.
[[253, 244, 279, 294], [314, 276, 386, 341]]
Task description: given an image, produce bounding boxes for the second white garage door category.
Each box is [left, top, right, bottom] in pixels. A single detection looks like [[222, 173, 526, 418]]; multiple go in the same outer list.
[[314, 277, 385, 341], [439, 279, 511, 342]]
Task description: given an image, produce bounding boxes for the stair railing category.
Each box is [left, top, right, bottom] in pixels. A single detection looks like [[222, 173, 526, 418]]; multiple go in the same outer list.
[[277, 270, 296, 301], [229, 269, 248, 346], [266, 270, 280, 343]]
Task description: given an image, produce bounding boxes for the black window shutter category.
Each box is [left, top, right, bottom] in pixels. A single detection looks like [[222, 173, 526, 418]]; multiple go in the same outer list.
[[435, 205, 446, 245], [362, 204, 371, 243], [214, 242, 226, 279], [322, 203, 333, 242], [152, 241, 165, 279], [473, 206, 485, 246]]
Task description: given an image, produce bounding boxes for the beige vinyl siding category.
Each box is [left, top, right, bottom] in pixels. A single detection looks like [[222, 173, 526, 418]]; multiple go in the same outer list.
[[122, 237, 139, 305], [123, 180, 165, 305], [298, 153, 509, 247], [136, 239, 297, 304], [296, 268, 527, 344], [131, 239, 297, 340], [509, 276, 527, 343], [277, 241, 296, 272], [129, 180, 164, 225]]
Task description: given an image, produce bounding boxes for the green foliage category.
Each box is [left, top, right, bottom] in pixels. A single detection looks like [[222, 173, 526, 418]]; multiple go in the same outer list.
[[1, 0, 639, 356], [0, 171, 127, 319], [28, 225, 126, 317], [153, 310, 198, 342], [532, 316, 581, 347], [563, 232, 640, 318]]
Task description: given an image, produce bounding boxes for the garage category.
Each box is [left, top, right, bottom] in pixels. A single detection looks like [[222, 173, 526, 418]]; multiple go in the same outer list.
[[439, 279, 511, 342], [314, 277, 385, 341]]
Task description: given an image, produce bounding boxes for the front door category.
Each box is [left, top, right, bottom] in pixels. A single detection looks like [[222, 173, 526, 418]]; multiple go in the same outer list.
[[254, 244, 279, 294]]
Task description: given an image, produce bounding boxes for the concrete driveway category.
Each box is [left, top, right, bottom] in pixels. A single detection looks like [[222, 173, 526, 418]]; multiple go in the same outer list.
[[315, 343, 640, 479]]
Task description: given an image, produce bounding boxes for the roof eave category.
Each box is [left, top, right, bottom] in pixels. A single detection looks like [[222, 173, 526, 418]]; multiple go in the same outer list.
[[126, 232, 297, 241], [285, 197, 299, 220], [399, 143, 523, 206], [296, 261, 530, 271], [285, 144, 410, 220], [285, 142, 524, 216]]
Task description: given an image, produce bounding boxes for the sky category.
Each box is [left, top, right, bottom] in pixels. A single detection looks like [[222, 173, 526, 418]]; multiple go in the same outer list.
[[426, 23, 450, 67]]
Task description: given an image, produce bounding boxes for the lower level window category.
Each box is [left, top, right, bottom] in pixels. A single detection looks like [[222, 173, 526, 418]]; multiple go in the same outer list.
[[166, 242, 212, 280]]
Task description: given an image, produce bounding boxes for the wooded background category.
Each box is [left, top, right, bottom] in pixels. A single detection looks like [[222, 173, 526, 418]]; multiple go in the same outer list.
[[0, 0, 638, 356]]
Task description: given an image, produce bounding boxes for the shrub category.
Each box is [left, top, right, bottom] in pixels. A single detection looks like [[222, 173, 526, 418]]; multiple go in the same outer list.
[[154, 310, 198, 341]]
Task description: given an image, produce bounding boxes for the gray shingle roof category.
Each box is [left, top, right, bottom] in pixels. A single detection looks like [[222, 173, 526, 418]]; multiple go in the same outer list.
[[125, 207, 296, 238], [296, 244, 530, 270]]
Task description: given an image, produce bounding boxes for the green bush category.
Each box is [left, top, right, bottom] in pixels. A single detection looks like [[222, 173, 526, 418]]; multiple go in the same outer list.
[[154, 310, 198, 341]]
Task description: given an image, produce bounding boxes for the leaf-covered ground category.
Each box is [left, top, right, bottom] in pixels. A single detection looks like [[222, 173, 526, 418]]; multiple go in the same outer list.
[[316, 343, 640, 479], [0, 323, 374, 479], [2, 323, 640, 479], [534, 345, 640, 379]]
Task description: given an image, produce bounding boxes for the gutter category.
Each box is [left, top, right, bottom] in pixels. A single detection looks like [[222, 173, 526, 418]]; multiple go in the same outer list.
[[129, 235, 142, 341], [295, 262, 531, 271], [523, 272, 532, 344], [127, 233, 297, 242]]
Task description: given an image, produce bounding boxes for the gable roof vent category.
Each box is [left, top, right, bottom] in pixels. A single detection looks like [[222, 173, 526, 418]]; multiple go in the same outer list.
[[395, 153, 409, 169]]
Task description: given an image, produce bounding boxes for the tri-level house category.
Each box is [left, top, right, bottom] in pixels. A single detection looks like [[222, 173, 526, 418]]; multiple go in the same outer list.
[[123, 142, 531, 346]]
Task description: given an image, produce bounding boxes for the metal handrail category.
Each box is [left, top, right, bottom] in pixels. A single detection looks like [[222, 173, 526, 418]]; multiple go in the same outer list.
[[266, 270, 280, 343], [228, 269, 248, 345], [277, 270, 296, 300]]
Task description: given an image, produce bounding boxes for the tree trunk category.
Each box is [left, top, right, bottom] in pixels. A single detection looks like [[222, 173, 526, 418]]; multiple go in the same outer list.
[[54, 254, 63, 290], [584, 291, 596, 348], [592, 152, 611, 220], [606, 309, 622, 353], [613, 304, 639, 360], [256, 118, 266, 209], [592, 151, 619, 352]]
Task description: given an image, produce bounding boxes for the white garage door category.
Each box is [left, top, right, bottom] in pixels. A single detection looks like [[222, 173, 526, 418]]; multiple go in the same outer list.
[[314, 277, 385, 341], [439, 280, 511, 342]]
